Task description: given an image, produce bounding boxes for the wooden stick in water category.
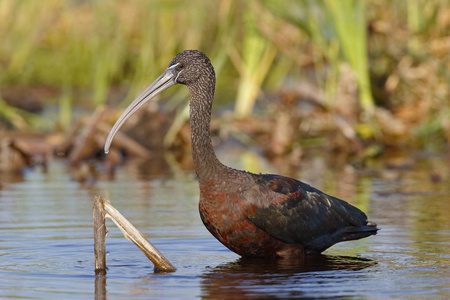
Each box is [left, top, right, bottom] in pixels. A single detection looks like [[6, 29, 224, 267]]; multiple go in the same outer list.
[[93, 196, 176, 272], [93, 196, 107, 275]]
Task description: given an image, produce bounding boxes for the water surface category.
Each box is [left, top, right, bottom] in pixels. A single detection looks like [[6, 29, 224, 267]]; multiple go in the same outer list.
[[0, 150, 449, 299]]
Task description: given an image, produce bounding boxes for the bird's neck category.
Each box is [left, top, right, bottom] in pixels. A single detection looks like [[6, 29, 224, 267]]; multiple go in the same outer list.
[[188, 78, 227, 182]]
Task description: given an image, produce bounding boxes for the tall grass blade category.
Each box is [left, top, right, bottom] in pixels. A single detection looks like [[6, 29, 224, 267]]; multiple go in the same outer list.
[[234, 2, 277, 118], [325, 0, 374, 113]]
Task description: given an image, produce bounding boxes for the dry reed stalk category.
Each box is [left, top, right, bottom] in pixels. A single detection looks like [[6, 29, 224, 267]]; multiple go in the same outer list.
[[93, 196, 176, 273]]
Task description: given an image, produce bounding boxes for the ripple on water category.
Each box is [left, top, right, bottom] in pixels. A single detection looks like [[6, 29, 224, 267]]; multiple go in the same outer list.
[[0, 158, 449, 299]]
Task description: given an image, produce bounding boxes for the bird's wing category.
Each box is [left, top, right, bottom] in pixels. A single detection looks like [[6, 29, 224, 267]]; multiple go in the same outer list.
[[245, 174, 372, 252]]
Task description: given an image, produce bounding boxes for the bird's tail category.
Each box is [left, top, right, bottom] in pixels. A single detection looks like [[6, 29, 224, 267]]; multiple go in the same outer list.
[[341, 221, 378, 242]]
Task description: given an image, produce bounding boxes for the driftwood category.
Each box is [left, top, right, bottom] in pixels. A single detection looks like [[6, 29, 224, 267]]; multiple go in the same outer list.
[[0, 135, 45, 172], [96, 122, 151, 159], [93, 196, 176, 273], [70, 106, 109, 165]]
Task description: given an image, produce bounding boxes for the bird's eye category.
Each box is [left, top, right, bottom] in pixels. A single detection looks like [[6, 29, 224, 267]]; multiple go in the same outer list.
[[176, 64, 184, 70]]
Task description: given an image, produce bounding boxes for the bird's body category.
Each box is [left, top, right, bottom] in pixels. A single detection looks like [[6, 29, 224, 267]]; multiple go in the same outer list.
[[105, 50, 378, 258], [198, 170, 377, 257]]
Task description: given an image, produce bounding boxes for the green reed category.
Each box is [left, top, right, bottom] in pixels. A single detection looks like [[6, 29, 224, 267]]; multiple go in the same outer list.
[[0, 0, 449, 148], [325, 0, 374, 112]]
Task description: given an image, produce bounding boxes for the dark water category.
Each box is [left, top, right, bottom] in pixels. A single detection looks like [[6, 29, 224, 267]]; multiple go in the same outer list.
[[0, 149, 449, 299]]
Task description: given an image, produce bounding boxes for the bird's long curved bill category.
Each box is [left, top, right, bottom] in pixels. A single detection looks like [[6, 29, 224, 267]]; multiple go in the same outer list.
[[104, 69, 176, 154]]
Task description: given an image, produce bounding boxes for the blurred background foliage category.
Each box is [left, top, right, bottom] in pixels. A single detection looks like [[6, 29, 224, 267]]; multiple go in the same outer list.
[[0, 0, 449, 149]]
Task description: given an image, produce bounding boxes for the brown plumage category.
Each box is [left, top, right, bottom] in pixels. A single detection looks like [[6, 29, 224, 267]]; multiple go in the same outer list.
[[105, 50, 378, 258]]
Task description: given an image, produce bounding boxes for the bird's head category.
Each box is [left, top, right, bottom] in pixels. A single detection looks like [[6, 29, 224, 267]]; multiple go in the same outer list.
[[168, 50, 213, 86], [104, 50, 213, 154]]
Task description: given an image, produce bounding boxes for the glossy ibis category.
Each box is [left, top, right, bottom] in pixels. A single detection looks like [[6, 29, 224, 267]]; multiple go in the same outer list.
[[105, 50, 378, 258]]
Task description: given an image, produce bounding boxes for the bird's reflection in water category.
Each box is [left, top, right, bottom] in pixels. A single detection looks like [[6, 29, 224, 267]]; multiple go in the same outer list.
[[200, 255, 376, 299]]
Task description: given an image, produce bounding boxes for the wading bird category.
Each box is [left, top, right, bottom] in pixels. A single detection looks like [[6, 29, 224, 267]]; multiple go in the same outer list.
[[105, 50, 378, 258]]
